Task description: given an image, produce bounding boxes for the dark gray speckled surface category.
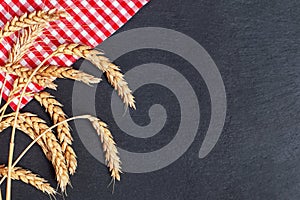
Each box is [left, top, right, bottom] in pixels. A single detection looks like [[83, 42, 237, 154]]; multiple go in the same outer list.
[[0, 0, 299, 199]]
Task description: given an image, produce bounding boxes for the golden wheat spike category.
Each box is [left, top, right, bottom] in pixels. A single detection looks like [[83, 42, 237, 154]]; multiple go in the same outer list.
[[26, 113, 70, 191], [0, 113, 51, 161], [0, 9, 68, 40], [87, 116, 122, 181], [8, 25, 45, 64], [34, 91, 78, 175], [0, 165, 56, 196], [38, 65, 101, 85], [0, 112, 69, 191], [54, 43, 135, 109], [13, 75, 57, 90], [6, 65, 101, 85]]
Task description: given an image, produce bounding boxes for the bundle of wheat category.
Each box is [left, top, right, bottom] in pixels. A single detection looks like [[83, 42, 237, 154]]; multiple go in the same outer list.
[[0, 9, 135, 199]]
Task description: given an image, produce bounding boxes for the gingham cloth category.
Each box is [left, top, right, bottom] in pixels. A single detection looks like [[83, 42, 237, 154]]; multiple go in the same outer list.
[[0, 0, 149, 110]]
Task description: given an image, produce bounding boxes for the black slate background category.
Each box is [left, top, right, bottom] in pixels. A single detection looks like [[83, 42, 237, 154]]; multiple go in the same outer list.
[[0, 0, 300, 199]]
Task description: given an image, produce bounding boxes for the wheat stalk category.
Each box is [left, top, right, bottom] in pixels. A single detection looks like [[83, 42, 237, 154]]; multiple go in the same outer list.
[[3, 24, 54, 90], [0, 9, 67, 41], [3, 77, 56, 117], [87, 116, 121, 181], [0, 165, 55, 196], [34, 91, 77, 175]]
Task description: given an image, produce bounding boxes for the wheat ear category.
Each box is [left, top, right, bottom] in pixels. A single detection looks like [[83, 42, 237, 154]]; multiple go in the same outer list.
[[5, 65, 101, 86], [5, 77, 35, 102], [54, 44, 135, 108], [34, 91, 77, 175], [5, 77, 56, 113], [5, 44, 71, 197], [0, 113, 51, 161], [6, 76, 56, 104], [12, 75, 57, 90], [87, 116, 121, 181], [38, 65, 101, 85], [0, 112, 69, 191], [0, 9, 67, 40], [8, 25, 45, 64], [26, 113, 69, 191], [0, 165, 56, 196], [0, 115, 122, 189]]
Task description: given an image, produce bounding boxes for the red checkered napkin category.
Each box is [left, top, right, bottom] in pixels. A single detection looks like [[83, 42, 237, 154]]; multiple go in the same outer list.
[[0, 0, 149, 110]]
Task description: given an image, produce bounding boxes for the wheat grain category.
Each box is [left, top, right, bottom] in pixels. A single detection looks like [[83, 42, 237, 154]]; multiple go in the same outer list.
[[0, 165, 56, 195], [34, 91, 77, 175], [0, 9, 67, 40], [87, 116, 121, 181]]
